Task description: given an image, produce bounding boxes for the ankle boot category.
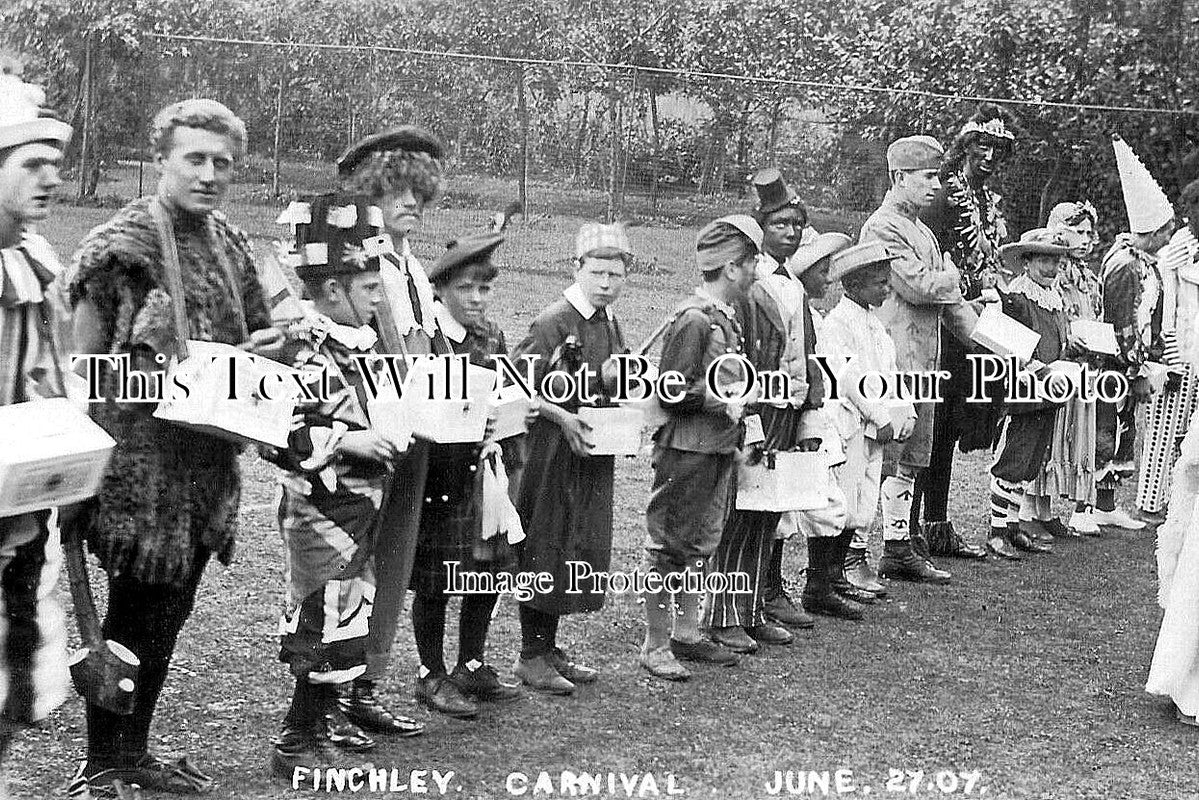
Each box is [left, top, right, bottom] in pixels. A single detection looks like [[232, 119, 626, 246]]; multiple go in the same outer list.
[[830, 531, 877, 604], [801, 538, 865, 620], [844, 546, 887, 597], [878, 539, 952, 584], [271, 723, 318, 780]]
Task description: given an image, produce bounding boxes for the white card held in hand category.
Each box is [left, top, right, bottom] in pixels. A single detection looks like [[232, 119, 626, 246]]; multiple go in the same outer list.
[[743, 413, 765, 445], [1070, 319, 1118, 355]]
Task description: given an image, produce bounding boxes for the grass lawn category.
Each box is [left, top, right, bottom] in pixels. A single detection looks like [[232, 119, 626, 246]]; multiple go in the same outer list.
[[9, 191, 1196, 799]]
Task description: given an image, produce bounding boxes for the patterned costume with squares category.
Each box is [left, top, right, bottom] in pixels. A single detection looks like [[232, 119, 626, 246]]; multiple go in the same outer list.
[[267, 318, 388, 684]]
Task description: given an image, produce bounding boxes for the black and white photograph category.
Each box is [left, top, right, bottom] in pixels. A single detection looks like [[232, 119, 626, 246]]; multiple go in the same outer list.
[[0, 0, 1197, 797]]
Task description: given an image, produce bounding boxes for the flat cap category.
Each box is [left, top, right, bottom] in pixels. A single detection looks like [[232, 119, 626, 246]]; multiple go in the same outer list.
[[428, 231, 504, 284], [336, 125, 445, 176], [576, 222, 633, 260], [828, 241, 896, 282], [696, 214, 763, 274], [886, 135, 944, 172]]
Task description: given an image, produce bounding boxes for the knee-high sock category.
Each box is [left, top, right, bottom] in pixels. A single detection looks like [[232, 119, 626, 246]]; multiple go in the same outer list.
[[411, 592, 449, 676], [457, 593, 498, 668], [991, 476, 1022, 528], [518, 605, 558, 660], [284, 677, 322, 729], [671, 562, 705, 643], [881, 475, 916, 542], [642, 582, 674, 652]]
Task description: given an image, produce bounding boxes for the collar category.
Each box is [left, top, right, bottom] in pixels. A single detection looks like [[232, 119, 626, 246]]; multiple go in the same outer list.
[[837, 294, 874, 315], [695, 284, 737, 319], [563, 283, 613, 320], [434, 301, 467, 344], [302, 301, 379, 351], [882, 189, 921, 221], [1007, 274, 1064, 312], [0, 231, 63, 305]]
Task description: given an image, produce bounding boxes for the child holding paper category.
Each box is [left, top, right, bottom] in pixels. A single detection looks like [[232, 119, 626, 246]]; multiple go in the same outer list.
[[407, 232, 526, 719], [987, 229, 1078, 558], [266, 194, 402, 777]]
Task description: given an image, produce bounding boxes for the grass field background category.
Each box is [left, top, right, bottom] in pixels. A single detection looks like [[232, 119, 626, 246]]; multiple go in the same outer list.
[[9, 179, 1197, 799]]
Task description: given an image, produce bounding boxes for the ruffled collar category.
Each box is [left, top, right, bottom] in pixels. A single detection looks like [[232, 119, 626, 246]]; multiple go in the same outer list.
[[1007, 274, 1063, 312]]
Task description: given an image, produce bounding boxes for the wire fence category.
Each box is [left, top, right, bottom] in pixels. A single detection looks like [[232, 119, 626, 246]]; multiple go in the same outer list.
[[88, 33, 1194, 273]]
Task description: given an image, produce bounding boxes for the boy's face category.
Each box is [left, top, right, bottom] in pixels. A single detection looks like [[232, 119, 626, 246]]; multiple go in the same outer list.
[[439, 272, 492, 327], [845, 263, 892, 307], [762, 206, 804, 261], [799, 257, 832, 299], [895, 168, 941, 209], [575, 255, 626, 309], [322, 271, 384, 327]]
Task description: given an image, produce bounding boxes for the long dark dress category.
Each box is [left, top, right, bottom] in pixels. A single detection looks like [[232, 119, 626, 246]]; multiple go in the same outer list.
[[409, 316, 518, 595], [512, 295, 625, 616]]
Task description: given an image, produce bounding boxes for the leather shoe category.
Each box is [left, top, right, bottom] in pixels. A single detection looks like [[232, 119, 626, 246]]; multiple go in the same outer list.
[[1009, 526, 1052, 553], [1018, 519, 1055, 544], [415, 673, 479, 719], [324, 706, 376, 752], [707, 625, 759, 653], [746, 623, 793, 645], [339, 684, 425, 737], [270, 724, 318, 781], [832, 578, 877, 604], [450, 663, 522, 704], [640, 645, 691, 681], [986, 527, 1022, 560], [801, 589, 865, 620], [844, 547, 887, 597], [924, 521, 988, 559], [548, 647, 598, 685], [878, 540, 951, 584], [670, 638, 740, 666], [763, 588, 816, 628], [513, 655, 575, 695]]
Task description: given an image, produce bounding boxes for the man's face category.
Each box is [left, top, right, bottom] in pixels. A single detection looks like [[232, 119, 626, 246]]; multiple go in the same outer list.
[[1025, 252, 1062, 285], [0, 142, 63, 226], [575, 255, 626, 309], [1140, 220, 1175, 254], [762, 206, 804, 261], [847, 264, 892, 308], [439, 271, 492, 327], [896, 169, 941, 209], [379, 185, 425, 238], [964, 137, 1006, 182], [156, 126, 235, 215], [730, 251, 758, 296], [323, 272, 383, 327], [799, 256, 832, 299]]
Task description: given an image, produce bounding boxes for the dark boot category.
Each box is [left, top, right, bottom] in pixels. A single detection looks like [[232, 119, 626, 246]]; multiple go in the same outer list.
[[801, 538, 865, 620], [339, 682, 425, 737], [1009, 523, 1053, 554], [924, 520, 988, 559], [830, 531, 877, 604], [271, 723, 318, 781], [878, 539, 952, 584]]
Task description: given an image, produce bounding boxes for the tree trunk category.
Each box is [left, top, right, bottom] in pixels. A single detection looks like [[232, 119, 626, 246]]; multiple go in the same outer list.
[[767, 94, 783, 162], [647, 86, 661, 214], [606, 90, 621, 222], [76, 36, 93, 201], [515, 66, 531, 216], [272, 66, 285, 199], [573, 94, 591, 182]]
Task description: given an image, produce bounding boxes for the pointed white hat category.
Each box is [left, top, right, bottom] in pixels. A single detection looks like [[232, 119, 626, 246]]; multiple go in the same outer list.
[[1112, 134, 1173, 234]]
